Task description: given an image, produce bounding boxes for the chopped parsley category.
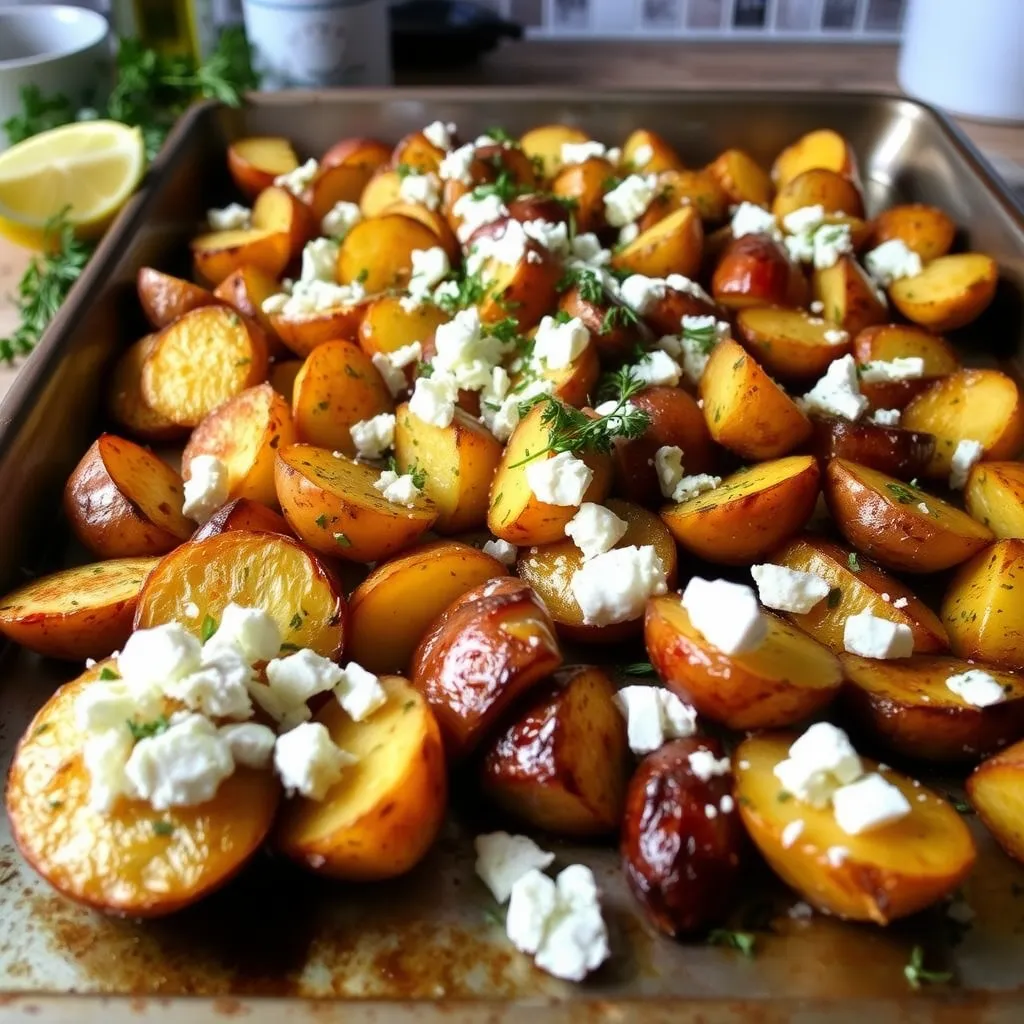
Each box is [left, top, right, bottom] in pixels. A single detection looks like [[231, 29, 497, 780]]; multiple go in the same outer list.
[[200, 615, 218, 642], [315, 513, 328, 529], [289, 612, 304, 630], [886, 482, 919, 505], [624, 662, 656, 676], [904, 945, 952, 989], [128, 716, 169, 741], [152, 820, 175, 837], [99, 667, 120, 681], [827, 587, 842, 609], [707, 929, 756, 958], [333, 532, 352, 547], [847, 552, 861, 572], [557, 265, 604, 303]]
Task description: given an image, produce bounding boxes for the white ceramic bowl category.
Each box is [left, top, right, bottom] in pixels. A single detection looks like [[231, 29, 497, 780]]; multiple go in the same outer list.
[[0, 5, 111, 152]]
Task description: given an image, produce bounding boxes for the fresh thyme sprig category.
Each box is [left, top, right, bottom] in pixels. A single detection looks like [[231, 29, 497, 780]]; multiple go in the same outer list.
[[600, 303, 640, 334], [681, 318, 720, 355], [904, 945, 952, 989]]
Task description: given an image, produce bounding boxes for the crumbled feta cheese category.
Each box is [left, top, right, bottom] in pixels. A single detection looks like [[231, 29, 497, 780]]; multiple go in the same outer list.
[[265, 648, 343, 713], [871, 408, 901, 427], [372, 341, 421, 398], [526, 451, 593, 507], [681, 578, 767, 655], [204, 603, 282, 664], [76, 681, 160, 735], [506, 868, 556, 955], [399, 170, 441, 210], [916, 500, 930, 515], [604, 174, 658, 227], [218, 721, 276, 769], [832, 772, 911, 835], [673, 314, 731, 385], [631, 143, 654, 168], [865, 239, 923, 287], [592, 398, 641, 438], [423, 120, 457, 150], [267, 277, 364, 318], [333, 662, 387, 721], [859, 357, 925, 383], [688, 748, 731, 782], [262, 289, 288, 315], [654, 445, 684, 500], [801, 354, 869, 421], [124, 713, 235, 810], [483, 375, 553, 444], [274, 721, 356, 800], [467, 219, 533, 274], [561, 140, 608, 165], [570, 232, 611, 266], [781, 205, 826, 236], [843, 611, 914, 659], [522, 218, 570, 257], [533, 315, 589, 369], [118, 623, 202, 690], [564, 502, 628, 560], [629, 349, 681, 388], [350, 412, 396, 460], [165, 645, 254, 720], [811, 223, 853, 269], [618, 223, 640, 246], [673, 474, 721, 502], [731, 202, 781, 240], [409, 373, 458, 428], [453, 190, 508, 242], [946, 668, 1006, 707], [183, 454, 230, 524], [950, 439, 984, 490], [482, 538, 517, 566], [773, 722, 863, 808], [407, 246, 450, 300], [274, 158, 318, 196], [893, 596, 909, 609], [83, 728, 134, 811], [823, 328, 849, 345], [665, 273, 715, 304], [320, 200, 362, 239], [300, 237, 339, 284], [570, 545, 668, 626], [826, 845, 849, 866], [373, 469, 423, 506], [751, 563, 831, 614], [474, 832, 555, 903], [207, 202, 251, 230], [614, 686, 697, 755], [618, 273, 666, 314], [183, 602, 200, 620], [781, 819, 805, 849], [434, 307, 510, 392], [438, 142, 476, 185]]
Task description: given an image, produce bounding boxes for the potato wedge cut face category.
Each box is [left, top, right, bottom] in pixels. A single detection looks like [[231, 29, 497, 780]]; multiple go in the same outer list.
[[968, 739, 1024, 863], [7, 666, 280, 917], [890, 253, 998, 331], [135, 529, 345, 659], [736, 305, 851, 380], [966, 462, 1024, 539], [108, 336, 185, 442]]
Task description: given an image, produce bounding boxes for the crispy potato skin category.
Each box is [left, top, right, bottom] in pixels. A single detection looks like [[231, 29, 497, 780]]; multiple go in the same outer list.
[[321, 136, 392, 173], [480, 665, 630, 838], [136, 268, 219, 330], [347, 541, 508, 675], [6, 665, 280, 917], [213, 265, 289, 359], [771, 168, 864, 220], [966, 462, 1024, 539], [107, 335, 186, 443], [812, 255, 888, 336], [0, 558, 159, 661], [707, 148, 773, 206], [712, 235, 792, 310], [190, 228, 292, 287], [611, 205, 703, 280], [391, 130, 446, 173], [550, 156, 615, 234], [871, 204, 956, 262], [645, 594, 841, 729], [271, 303, 368, 360], [621, 735, 744, 936], [227, 136, 298, 198], [968, 739, 1024, 864], [275, 677, 447, 881], [808, 416, 935, 481], [191, 498, 291, 540], [736, 732, 975, 924], [890, 253, 998, 331], [410, 578, 562, 760], [519, 124, 590, 181], [841, 653, 1024, 762], [735, 305, 852, 381], [640, 169, 729, 228], [476, 240, 562, 332], [771, 129, 858, 188], [252, 184, 318, 258], [64, 435, 193, 558], [624, 129, 684, 174], [338, 213, 440, 292]]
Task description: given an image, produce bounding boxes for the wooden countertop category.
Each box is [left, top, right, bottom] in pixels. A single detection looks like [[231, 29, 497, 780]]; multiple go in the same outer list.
[[1, 40, 1022, 399]]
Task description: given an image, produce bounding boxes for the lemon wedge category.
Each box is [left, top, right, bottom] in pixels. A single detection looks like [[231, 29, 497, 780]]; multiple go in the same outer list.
[[0, 120, 146, 250]]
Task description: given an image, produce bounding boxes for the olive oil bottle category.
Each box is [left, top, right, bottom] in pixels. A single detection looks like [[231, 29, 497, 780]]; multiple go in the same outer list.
[[110, 0, 217, 60]]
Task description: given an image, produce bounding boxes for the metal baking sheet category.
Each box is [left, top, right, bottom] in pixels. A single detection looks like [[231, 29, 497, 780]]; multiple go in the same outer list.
[[0, 90, 1023, 1022]]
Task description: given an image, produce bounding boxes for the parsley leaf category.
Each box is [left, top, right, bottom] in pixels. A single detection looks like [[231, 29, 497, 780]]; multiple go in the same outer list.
[[904, 945, 952, 989], [200, 615, 218, 642], [152, 820, 175, 837], [624, 662, 655, 676], [127, 716, 169, 741], [557, 266, 605, 303], [847, 552, 861, 572], [886, 482, 919, 505], [98, 666, 120, 681], [708, 929, 756, 958]]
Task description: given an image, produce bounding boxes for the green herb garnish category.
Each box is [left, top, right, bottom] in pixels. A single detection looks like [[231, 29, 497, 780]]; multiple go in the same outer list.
[[557, 265, 604, 303], [904, 945, 952, 989], [99, 667, 120, 681], [200, 615, 218, 642], [847, 552, 861, 572], [128, 716, 169, 741], [289, 612, 304, 630], [152, 820, 175, 837], [708, 929, 756, 958], [333, 532, 352, 548], [624, 662, 656, 676]]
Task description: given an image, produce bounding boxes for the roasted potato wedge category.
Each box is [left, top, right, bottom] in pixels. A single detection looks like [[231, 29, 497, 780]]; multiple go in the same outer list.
[[968, 739, 1024, 864], [519, 124, 590, 181], [735, 305, 851, 380], [712, 234, 793, 310], [411, 577, 562, 760], [476, 237, 561, 331], [825, 459, 993, 573], [7, 664, 280, 916], [358, 295, 448, 363], [301, 162, 370, 222], [337, 213, 440, 292], [622, 735, 744, 935], [735, 732, 974, 924], [227, 135, 298, 198], [480, 665, 630, 838], [871, 203, 956, 262], [965, 461, 1024, 539], [771, 167, 864, 220], [852, 323, 959, 410], [268, 359, 303, 404], [346, 540, 508, 675], [192, 497, 291, 540], [841, 652, 1024, 762], [213, 265, 289, 358], [0, 557, 159, 661], [64, 434, 193, 558], [251, 184, 318, 259], [646, 594, 842, 729], [808, 416, 935, 481], [321, 136, 392, 174], [275, 676, 446, 880], [771, 129, 858, 188], [391, 130, 446, 174], [707, 148, 773, 207], [611, 205, 703, 280], [622, 128, 683, 174], [359, 168, 404, 218], [550, 156, 615, 234], [639, 169, 730, 228], [135, 528, 345, 657], [270, 301, 368, 360], [890, 254, 998, 331], [190, 227, 292, 287], [700, 339, 812, 459], [136, 268, 219, 330], [811, 254, 888, 336], [107, 335, 186, 443], [661, 456, 820, 565]]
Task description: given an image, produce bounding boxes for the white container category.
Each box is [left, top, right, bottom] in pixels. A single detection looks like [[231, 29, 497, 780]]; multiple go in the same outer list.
[[898, 0, 1024, 123], [241, 0, 391, 89]]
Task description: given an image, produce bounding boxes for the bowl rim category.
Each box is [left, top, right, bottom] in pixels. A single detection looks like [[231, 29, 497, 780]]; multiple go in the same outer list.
[[0, 4, 109, 71]]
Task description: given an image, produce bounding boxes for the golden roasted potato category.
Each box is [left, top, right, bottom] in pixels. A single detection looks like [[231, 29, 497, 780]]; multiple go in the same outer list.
[[965, 461, 1024, 538], [735, 732, 974, 924], [487, 410, 613, 546], [476, 236, 561, 332], [358, 295, 448, 363], [391, 130, 447, 173], [192, 497, 291, 541], [771, 167, 864, 220], [771, 129, 858, 188], [182, 383, 295, 508], [190, 227, 291, 287], [346, 540, 508, 675], [141, 307, 269, 428], [516, 499, 678, 643], [519, 123, 590, 181], [771, 534, 949, 655], [611, 205, 703, 280], [301, 162, 370, 222], [852, 323, 959, 410], [480, 665, 630, 837], [0, 557, 159, 661], [359, 168, 404, 218], [411, 577, 562, 760], [811, 254, 888, 336], [268, 359, 303, 404], [136, 268, 219, 330], [646, 594, 842, 729], [512, 339, 600, 411], [227, 135, 298, 198], [824, 459, 993, 573], [968, 739, 1024, 863], [661, 456, 819, 565], [107, 335, 186, 443], [291, 340, 393, 456], [890, 253, 998, 331], [321, 135, 392, 174], [622, 735, 744, 936], [251, 184, 318, 260], [270, 301, 368, 360], [941, 540, 1024, 669], [383, 200, 460, 262], [275, 676, 447, 880], [7, 664, 280, 916], [706, 148, 773, 206], [902, 369, 1024, 479], [64, 434, 193, 558], [622, 128, 684, 173], [394, 404, 502, 534], [640, 169, 730, 228], [136, 528, 346, 657], [558, 284, 640, 364], [712, 234, 793, 310], [641, 279, 721, 337], [275, 443, 437, 562], [550, 156, 615, 234], [699, 339, 812, 459], [735, 305, 852, 380], [841, 652, 1024, 762], [871, 203, 956, 262], [213, 264, 289, 358], [808, 416, 935, 481], [337, 213, 440, 292]]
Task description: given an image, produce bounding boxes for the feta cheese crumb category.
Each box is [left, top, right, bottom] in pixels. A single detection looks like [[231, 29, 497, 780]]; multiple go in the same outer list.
[[165, 645, 254, 720], [561, 140, 608, 166], [949, 439, 984, 490], [800, 354, 869, 422], [207, 203, 251, 230], [409, 373, 458, 429], [859, 357, 925, 384], [204, 603, 282, 663], [118, 622, 202, 690], [475, 832, 555, 903], [681, 577, 767, 655], [407, 246, 450, 304], [751, 563, 831, 614], [399, 170, 441, 210], [76, 680, 160, 735], [618, 273, 666, 314], [482, 538, 517, 566], [781, 205, 826, 236], [604, 174, 658, 227], [731, 202, 781, 240], [564, 502, 628, 560], [219, 722, 276, 769], [526, 451, 593, 507], [871, 408, 901, 427], [522, 218, 570, 257], [438, 142, 476, 185], [893, 597, 909, 609], [618, 223, 640, 246], [274, 158, 318, 197], [569, 232, 611, 267], [264, 648, 343, 715], [673, 474, 721, 502], [773, 722, 863, 808], [373, 469, 423, 507], [453, 191, 508, 242], [946, 668, 1006, 708], [781, 819, 805, 848], [629, 349, 681, 388], [832, 772, 911, 835], [320, 200, 362, 239], [274, 721, 356, 800], [865, 239, 923, 288], [614, 686, 697, 755], [654, 445, 684, 500], [810, 223, 853, 269], [372, 341, 421, 398], [533, 315, 589, 369], [688, 748, 731, 782], [423, 120, 456, 150], [333, 662, 387, 721], [183, 454, 230, 524], [570, 545, 668, 626], [350, 412, 396, 460], [917, 500, 930, 515], [843, 611, 914, 659], [83, 728, 134, 811], [300, 237, 340, 284], [506, 868, 557, 955]]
